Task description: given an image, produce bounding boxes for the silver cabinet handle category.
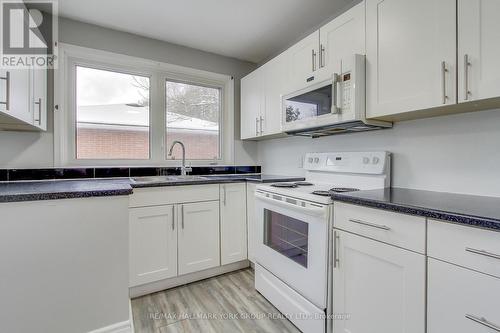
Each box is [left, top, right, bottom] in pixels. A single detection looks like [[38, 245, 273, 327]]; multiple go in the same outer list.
[[332, 73, 340, 114], [465, 247, 500, 260], [333, 230, 340, 268], [320, 44, 325, 68], [181, 205, 185, 229], [172, 206, 175, 230], [255, 117, 259, 136], [465, 314, 500, 332], [34, 98, 42, 124], [464, 54, 471, 101], [312, 49, 317, 72], [441, 61, 448, 104], [0, 71, 10, 110], [259, 116, 264, 135], [349, 218, 391, 231]]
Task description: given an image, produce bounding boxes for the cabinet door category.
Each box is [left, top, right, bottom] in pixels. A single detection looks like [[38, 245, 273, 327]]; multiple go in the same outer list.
[[220, 183, 247, 265], [261, 52, 288, 136], [31, 68, 47, 131], [458, 0, 500, 103], [333, 230, 425, 333], [240, 70, 263, 139], [366, 0, 456, 118], [428, 259, 500, 333], [319, 1, 365, 82], [178, 201, 220, 275], [246, 183, 256, 263], [0, 68, 32, 123], [287, 30, 320, 91], [129, 205, 177, 287]]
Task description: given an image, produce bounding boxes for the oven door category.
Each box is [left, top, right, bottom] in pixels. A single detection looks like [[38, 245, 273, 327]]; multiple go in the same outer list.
[[255, 190, 330, 309]]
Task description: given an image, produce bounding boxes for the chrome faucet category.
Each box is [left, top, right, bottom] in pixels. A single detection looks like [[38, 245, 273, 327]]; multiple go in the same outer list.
[[168, 141, 192, 176]]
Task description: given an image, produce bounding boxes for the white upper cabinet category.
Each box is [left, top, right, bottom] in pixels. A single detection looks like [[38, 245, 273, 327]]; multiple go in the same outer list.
[[458, 0, 500, 103], [129, 205, 178, 287], [287, 31, 320, 91], [366, 0, 457, 119], [0, 69, 32, 124], [241, 70, 263, 140], [261, 53, 288, 136], [318, 1, 366, 82], [220, 183, 248, 265], [240, 52, 288, 140], [178, 201, 220, 275], [0, 67, 47, 131]]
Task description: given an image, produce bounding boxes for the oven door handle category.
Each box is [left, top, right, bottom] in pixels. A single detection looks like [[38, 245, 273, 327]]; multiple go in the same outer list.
[[255, 192, 326, 216]]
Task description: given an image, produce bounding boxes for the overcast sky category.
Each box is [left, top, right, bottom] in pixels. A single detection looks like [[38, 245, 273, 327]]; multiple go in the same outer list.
[[76, 66, 147, 106]]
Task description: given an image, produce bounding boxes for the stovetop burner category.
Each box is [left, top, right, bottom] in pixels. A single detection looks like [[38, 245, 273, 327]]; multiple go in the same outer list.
[[271, 183, 298, 188], [312, 187, 360, 196], [294, 182, 314, 186], [330, 187, 360, 193]]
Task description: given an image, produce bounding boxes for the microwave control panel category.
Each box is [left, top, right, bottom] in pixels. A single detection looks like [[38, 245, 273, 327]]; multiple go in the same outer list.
[[341, 72, 352, 113]]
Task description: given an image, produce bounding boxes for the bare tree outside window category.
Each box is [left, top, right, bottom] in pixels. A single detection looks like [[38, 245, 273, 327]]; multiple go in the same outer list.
[[166, 81, 221, 160]]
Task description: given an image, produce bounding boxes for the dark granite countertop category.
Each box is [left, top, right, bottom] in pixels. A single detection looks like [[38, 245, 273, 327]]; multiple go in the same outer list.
[[0, 174, 304, 202], [130, 174, 305, 188], [332, 187, 500, 231], [0, 179, 133, 203]]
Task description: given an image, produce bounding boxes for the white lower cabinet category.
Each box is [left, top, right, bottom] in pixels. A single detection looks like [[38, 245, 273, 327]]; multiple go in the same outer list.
[[333, 230, 426, 333], [178, 201, 220, 275], [428, 258, 500, 333], [129, 205, 177, 286], [220, 183, 247, 265]]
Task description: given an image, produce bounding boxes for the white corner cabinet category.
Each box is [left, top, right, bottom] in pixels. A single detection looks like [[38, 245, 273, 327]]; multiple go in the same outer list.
[[333, 203, 426, 333], [366, 0, 500, 121], [333, 202, 500, 333], [0, 67, 47, 131], [129, 183, 248, 292], [240, 2, 365, 140]]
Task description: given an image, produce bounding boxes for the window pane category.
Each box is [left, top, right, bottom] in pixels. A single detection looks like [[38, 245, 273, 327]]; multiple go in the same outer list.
[[166, 81, 221, 160], [76, 66, 150, 159]]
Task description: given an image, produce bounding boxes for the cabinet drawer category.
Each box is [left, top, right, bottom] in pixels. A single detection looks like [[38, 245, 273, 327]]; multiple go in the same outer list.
[[428, 219, 500, 278], [334, 202, 426, 253], [428, 259, 500, 333], [129, 185, 219, 208]]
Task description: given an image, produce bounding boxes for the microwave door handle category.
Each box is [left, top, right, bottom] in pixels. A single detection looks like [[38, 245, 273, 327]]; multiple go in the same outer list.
[[331, 73, 340, 114]]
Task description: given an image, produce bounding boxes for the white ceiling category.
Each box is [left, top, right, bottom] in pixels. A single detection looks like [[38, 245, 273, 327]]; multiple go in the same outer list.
[[58, 0, 355, 63]]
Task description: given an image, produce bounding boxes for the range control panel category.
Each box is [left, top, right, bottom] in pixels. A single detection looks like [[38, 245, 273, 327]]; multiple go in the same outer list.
[[304, 151, 389, 174]]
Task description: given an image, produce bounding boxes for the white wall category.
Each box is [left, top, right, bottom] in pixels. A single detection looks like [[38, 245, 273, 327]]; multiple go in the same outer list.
[[258, 109, 500, 197], [0, 17, 258, 168]]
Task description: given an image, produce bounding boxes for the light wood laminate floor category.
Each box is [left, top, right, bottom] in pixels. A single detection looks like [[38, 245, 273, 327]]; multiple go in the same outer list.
[[131, 268, 301, 333]]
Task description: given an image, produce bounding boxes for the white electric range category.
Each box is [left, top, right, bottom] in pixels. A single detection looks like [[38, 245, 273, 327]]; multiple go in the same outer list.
[[254, 151, 391, 333]]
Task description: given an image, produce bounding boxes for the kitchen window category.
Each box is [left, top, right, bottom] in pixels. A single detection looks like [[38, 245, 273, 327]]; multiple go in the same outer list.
[[55, 44, 234, 166]]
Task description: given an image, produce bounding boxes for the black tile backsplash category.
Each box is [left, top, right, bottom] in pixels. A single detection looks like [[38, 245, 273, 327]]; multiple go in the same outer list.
[[0, 170, 7, 181], [54, 168, 95, 180], [95, 168, 130, 178], [9, 168, 56, 181], [0, 166, 261, 182]]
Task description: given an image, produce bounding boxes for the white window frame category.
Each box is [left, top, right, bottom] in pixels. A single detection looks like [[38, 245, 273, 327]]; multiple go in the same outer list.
[[54, 43, 234, 167]]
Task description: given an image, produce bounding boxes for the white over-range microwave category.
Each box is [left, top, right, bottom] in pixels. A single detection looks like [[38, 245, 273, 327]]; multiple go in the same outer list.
[[282, 54, 391, 137]]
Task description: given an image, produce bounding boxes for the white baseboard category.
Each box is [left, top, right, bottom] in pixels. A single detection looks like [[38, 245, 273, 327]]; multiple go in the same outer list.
[[87, 320, 132, 333], [129, 260, 250, 298]]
